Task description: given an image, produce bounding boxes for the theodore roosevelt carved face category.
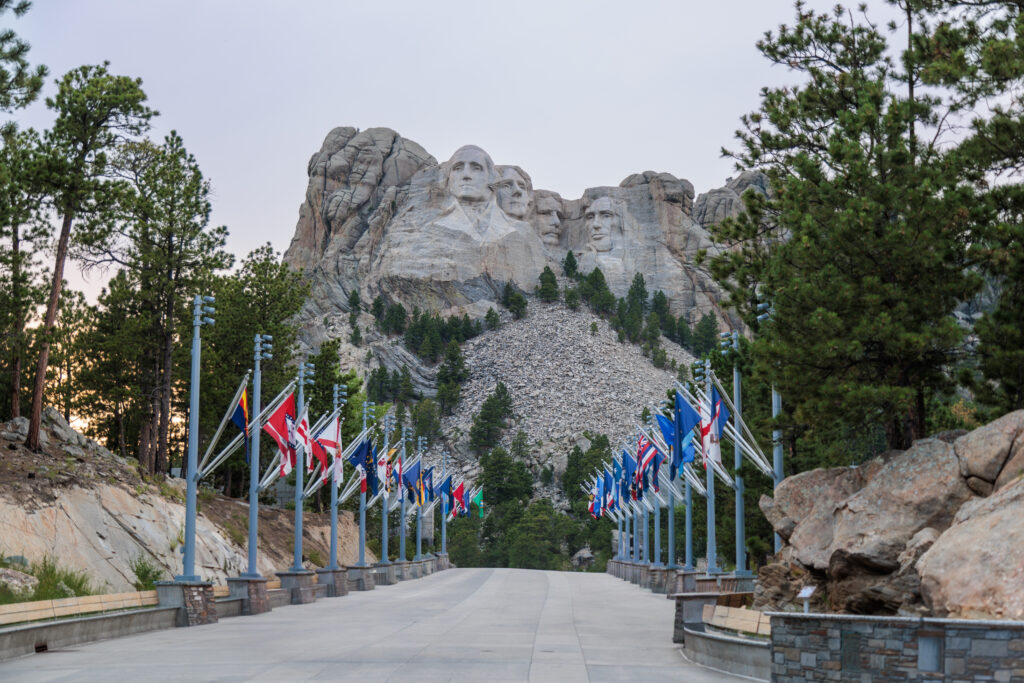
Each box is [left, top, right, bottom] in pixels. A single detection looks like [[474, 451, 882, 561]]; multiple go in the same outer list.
[[446, 145, 496, 204], [534, 194, 563, 247]]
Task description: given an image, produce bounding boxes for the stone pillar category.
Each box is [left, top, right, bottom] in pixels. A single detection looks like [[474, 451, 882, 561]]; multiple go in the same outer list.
[[373, 562, 397, 585], [156, 581, 218, 627], [347, 566, 375, 591], [672, 592, 721, 645], [226, 576, 271, 615], [314, 568, 349, 598], [275, 570, 317, 604], [393, 560, 411, 581]]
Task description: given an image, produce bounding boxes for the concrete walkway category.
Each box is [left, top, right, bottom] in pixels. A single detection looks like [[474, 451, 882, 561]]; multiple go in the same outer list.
[[2, 568, 741, 682]]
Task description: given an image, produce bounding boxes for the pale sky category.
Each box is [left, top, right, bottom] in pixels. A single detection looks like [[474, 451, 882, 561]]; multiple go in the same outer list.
[[13, 0, 901, 295]]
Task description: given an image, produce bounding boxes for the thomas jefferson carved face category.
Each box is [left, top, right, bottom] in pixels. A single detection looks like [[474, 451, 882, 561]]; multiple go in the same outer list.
[[535, 195, 563, 247], [496, 167, 531, 219], [585, 197, 619, 252], [447, 145, 495, 203]]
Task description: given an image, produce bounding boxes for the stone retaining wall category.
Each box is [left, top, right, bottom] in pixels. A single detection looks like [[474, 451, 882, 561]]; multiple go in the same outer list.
[[769, 612, 1024, 681]]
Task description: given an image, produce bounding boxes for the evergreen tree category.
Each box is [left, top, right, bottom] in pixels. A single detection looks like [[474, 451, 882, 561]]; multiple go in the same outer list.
[[411, 398, 440, 443], [469, 382, 513, 454], [371, 295, 385, 323], [705, 4, 981, 448], [538, 266, 558, 303], [397, 365, 414, 404], [436, 340, 467, 415], [26, 63, 154, 451], [485, 307, 500, 330], [677, 316, 692, 351], [627, 273, 648, 313], [502, 283, 527, 319], [691, 313, 718, 357], [651, 290, 674, 339], [564, 286, 580, 310], [561, 250, 578, 278], [349, 323, 362, 347], [383, 302, 407, 335], [0, 0, 47, 114], [347, 288, 360, 312]]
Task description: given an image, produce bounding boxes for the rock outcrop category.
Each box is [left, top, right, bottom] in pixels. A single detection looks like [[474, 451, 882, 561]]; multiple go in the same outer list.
[[756, 410, 1024, 618], [284, 126, 738, 353], [0, 409, 365, 592]]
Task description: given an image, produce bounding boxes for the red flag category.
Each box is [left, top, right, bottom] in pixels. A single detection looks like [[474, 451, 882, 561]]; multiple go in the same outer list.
[[262, 393, 296, 476]]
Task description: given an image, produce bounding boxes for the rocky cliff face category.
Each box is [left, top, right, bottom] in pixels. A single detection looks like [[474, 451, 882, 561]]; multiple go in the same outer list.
[[0, 409, 365, 592], [284, 126, 749, 351], [756, 411, 1024, 619]]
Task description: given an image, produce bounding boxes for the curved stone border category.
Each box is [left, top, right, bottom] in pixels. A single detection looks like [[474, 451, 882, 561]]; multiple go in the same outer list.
[[682, 625, 770, 681]]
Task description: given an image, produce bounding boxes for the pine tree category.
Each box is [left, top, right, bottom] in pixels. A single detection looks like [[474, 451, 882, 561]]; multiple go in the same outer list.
[[561, 250, 578, 278], [25, 63, 154, 451], [371, 295, 385, 323], [0, 0, 47, 114], [564, 287, 580, 310], [469, 382, 513, 454], [485, 307, 500, 330], [627, 273, 648, 314], [538, 266, 558, 303], [691, 313, 718, 357], [349, 324, 362, 347]]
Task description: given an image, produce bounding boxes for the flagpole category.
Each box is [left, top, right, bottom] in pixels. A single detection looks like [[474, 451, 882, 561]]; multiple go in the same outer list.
[[723, 331, 751, 577], [441, 449, 448, 557], [290, 361, 313, 572], [772, 386, 783, 553], [380, 414, 392, 566], [244, 334, 271, 578], [357, 401, 374, 568], [327, 384, 346, 570], [700, 360, 721, 574], [178, 294, 214, 583]]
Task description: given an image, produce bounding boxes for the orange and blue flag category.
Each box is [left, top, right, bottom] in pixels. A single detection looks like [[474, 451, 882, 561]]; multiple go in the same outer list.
[[231, 389, 250, 463]]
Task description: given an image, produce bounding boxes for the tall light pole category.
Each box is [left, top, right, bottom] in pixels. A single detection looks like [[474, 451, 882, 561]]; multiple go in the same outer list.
[[722, 330, 751, 577], [757, 302, 784, 553], [327, 383, 346, 571], [356, 401, 375, 567], [440, 449, 448, 557], [178, 294, 214, 582], [243, 333, 272, 578], [290, 361, 314, 572]]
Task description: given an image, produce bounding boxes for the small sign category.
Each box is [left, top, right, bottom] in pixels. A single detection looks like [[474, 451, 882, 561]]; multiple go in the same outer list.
[[797, 586, 816, 599]]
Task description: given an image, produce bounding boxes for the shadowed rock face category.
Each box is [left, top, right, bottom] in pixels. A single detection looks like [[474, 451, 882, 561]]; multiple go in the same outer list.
[[756, 410, 1024, 618], [283, 127, 738, 350]]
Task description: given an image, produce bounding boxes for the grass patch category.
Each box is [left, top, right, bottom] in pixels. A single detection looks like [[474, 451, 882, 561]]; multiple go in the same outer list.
[[129, 554, 165, 591], [0, 555, 97, 605]]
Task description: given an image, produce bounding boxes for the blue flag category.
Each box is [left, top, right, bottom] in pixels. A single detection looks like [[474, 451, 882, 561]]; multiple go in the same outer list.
[[674, 391, 701, 477], [603, 468, 614, 511], [423, 467, 435, 503], [402, 460, 421, 504], [594, 476, 603, 518], [711, 386, 731, 439], [230, 389, 250, 464]]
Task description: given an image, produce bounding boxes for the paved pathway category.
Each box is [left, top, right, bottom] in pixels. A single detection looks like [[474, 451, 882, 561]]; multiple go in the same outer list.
[[2, 568, 740, 682]]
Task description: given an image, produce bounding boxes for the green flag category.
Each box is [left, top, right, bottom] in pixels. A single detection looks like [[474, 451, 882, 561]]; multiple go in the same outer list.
[[471, 489, 484, 518]]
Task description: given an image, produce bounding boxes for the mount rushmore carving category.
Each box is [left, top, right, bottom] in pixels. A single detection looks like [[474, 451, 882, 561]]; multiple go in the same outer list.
[[284, 127, 761, 339]]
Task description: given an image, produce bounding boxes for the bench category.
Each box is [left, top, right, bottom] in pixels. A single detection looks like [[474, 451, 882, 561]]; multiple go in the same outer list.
[[0, 590, 160, 627], [702, 604, 771, 637]]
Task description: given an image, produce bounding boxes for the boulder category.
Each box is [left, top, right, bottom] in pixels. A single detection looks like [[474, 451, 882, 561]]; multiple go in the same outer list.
[[993, 430, 1024, 491], [824, 438, 973, 575], [953, 409, 1024, 482], [0, 567, 38, 596], [917, 478, 1024, 619]]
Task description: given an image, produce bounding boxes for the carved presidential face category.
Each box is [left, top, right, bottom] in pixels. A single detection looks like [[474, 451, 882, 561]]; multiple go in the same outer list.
[[585, 197, 619, 252], [496, 167, 531, 219], [535, 195, 563, 247], [447, 146, 493, 203]]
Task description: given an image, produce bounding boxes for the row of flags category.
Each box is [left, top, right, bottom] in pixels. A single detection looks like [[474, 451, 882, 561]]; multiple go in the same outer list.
[[226, 387, 485, 517], [588, 388, 730, 519]]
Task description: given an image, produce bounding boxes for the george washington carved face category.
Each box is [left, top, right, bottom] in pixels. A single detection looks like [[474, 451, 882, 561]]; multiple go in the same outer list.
[[446, 145, 495, 204]]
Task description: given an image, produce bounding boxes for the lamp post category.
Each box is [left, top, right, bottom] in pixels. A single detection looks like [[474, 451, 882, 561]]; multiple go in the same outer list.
[[440, 449, 448, 557], [178, 294, 215, 583], [290, 361, 314, 572], [379, 414, 393, 565], [757, 302, 784, 553], [327, 383, 346, 570], [356, 401, 375, 567], [721, 330, 751, 577], [243, 334, 272, 578]]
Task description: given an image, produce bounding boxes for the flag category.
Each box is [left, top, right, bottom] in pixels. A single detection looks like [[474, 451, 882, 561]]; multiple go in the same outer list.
[[403, 461, 422, 505], [637, 433, 657, 485], [423, 467, 435, 504], [393, 453, 403, 494], [452, 481, 466, 516], [593, 476, 604, 518], [438, 476, 452, 512], [377, 446, 396, 494], [231, 388, 250, 464], [603, 468, 614, 511], [309, 424, 332, 483], [313, 414, 342, 485], [471, 489, 484, 518], [700, 387, 730, 467], [621, 451, 637, 500], [293, 405, 312, 472], [656, 414, 674, 456], [262, 393, 296, 476], [346, 440, 375, 494], [674, 392, 701, 476], [652, 447, 664, 493]]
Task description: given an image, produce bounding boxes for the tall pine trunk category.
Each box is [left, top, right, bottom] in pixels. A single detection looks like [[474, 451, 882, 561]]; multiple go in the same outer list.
[[26, 211, 73, 451], [10, 222, 23, 418]]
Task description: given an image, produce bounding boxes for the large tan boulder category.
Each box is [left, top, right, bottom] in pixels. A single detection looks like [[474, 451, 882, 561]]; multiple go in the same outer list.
[[993, 430, 1024, 491], [824, 438, 972, 574], [954, 409, 1024, 483], [917, 478, 1024, 619]]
